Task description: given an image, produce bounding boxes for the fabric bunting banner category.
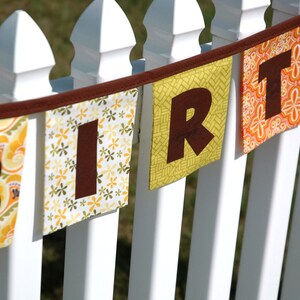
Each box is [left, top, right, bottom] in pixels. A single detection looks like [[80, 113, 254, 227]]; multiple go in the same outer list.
[[0, 117, 28, 247], [44, 89, 137, 234], [242, 27, 300, 153], [0, 15, 298, 246], [150, 57, 232, 190]]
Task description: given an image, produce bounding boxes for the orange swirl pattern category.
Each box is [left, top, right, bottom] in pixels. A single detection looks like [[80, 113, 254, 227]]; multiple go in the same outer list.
[[242, 27, 300, 153], [0, 116, 28, 247]]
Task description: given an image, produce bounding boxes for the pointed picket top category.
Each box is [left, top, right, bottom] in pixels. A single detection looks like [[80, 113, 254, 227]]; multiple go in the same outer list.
[[71, 0, 136, 87], [273, 0, 300, 22], [0, 10, 55, 101], [143, 0, 204, 66], [273, 0, 300, 15], [211, 0, 271, 41]]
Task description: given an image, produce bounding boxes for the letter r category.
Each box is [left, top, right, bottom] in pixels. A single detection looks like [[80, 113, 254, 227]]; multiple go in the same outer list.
[[167, 88, 214, 163]]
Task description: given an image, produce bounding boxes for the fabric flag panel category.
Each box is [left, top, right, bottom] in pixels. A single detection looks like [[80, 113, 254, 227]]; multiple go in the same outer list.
[[242, 27, 300, 153], [149, 56, 232, 190], [44, 89, 137, 234], [0, 116, 28, 247]]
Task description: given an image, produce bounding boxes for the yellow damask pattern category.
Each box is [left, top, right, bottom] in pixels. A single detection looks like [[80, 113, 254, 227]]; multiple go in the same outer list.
[[0, 117, 28, 247], [150, 57, 232, 190], [44, 89, 137, 234]]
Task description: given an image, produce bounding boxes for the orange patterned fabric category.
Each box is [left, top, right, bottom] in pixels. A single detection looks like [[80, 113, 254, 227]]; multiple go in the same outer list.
[[242, 27, 300, 154], [0, 117, 28, 247]]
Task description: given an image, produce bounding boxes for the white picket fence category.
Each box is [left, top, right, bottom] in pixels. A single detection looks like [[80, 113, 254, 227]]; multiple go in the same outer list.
[[0, 0, 299, 299]]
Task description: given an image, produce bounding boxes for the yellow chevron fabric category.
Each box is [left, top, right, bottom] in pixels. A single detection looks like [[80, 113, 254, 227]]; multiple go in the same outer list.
[[150, 56, 232, 190]]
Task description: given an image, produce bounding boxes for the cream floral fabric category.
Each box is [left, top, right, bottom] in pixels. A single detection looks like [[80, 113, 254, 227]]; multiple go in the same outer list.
[[44, 89, 137, 234]]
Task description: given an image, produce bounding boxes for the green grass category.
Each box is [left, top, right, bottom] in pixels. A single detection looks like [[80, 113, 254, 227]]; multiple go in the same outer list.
[[0, 1, 274, 299]]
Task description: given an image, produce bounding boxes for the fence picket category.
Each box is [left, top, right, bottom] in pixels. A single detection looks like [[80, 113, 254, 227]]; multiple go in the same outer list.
[[62, 1, 135, 299], [271, 4, 300, 300], [280, 173, 300, 300], [273, 0, 300, 21], [128, 1, 204, 299], [235, 2, 300, 299], [236, 130, 300, 300], [185, 1, 270, 299], [0, 10, 55, 300]]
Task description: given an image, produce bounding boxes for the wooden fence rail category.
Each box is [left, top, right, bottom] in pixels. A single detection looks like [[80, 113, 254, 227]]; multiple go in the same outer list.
[[0, 0, 299, 299]]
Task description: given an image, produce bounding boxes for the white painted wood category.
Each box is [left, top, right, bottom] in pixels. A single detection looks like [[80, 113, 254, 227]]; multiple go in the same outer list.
[[273, 0, 300, 21], [235, 4, 300, 299], [185, 1, 270, 299], [211, 0, 271, 41], [236, 130, 300, 300], [142, 0, 204, 67], [281, 157, 300, 300], [272, 4, 300, 300], [0, 11, 54, 102], [64, 210, 120, 300], [63, 1, 135, 300], [71, 0, 135, 88], [128, 1, 204, 300], [0, 10, 55, 300]]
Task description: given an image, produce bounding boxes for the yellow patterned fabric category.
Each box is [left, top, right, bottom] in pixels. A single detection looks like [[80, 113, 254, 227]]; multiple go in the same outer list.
[[0, 117, 28, 247], [150, 57, 232, 190]]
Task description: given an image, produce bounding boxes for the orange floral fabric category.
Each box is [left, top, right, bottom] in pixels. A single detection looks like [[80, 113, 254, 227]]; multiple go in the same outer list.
[[242, 27, 300, 153], [0, 117, 28, 247]]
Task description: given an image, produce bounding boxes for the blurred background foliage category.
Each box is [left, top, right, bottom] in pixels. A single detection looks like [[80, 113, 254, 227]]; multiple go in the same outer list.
[[0, 1, 274, 299]]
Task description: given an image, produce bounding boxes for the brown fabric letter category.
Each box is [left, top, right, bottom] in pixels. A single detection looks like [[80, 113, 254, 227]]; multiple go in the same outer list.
[[167, 88, 214, 163], [259, 50, 292, 119], [75, 120, 98, 199]]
